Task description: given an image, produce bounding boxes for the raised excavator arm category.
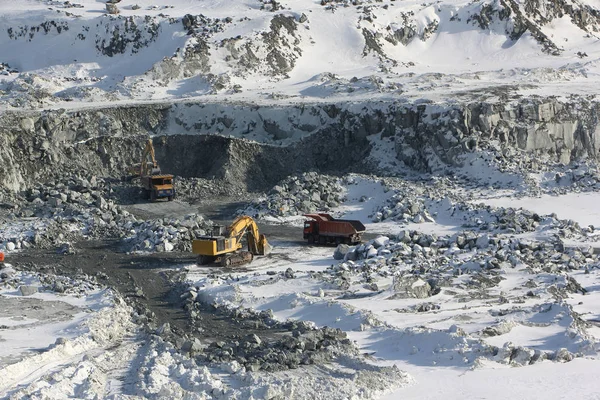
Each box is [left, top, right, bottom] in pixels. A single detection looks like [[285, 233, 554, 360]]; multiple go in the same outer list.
[[192, 216, 272, 267], [140, 139, 161, 177]]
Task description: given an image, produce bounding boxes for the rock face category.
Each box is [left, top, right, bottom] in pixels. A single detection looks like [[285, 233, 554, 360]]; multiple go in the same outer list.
[[0, 97, 599, 192], [393, 99, 600, 171]]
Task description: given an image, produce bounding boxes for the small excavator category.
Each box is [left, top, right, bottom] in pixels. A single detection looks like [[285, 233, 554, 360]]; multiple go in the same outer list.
[[138, 139, 175, 201], [192, 216, 272, 267]]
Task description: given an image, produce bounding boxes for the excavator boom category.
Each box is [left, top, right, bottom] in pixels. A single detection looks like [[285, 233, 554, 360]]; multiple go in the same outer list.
[[227, 216, 272, 255], [140, 139, 160, 177]]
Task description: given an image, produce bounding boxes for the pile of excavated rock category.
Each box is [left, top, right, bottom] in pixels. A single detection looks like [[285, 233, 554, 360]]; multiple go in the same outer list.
[[126, 213, 211, 253], [202, 327, 354, 372], [0, 175, 213, 253], [240, 172, 346, 218], [536, 161, 600, 195], [177, 289, 358, 372], [367, 177, 586, 237], [370, 191, 434, 224], [326, 221, 597, 365], [0, 262, 103, 297], [333, 230, 594, 273], [175, 177, 245, 204], [440, 199, 549, 234], [0, 176, 135, 251], [476, 142, 600, 196]]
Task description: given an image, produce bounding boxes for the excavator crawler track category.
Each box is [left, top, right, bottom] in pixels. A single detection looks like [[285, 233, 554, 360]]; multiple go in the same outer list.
[[220, 251, 253, 267]]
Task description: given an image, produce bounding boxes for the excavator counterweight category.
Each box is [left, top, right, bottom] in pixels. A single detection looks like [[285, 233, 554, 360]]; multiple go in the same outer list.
[[192, 216, 271, 267]]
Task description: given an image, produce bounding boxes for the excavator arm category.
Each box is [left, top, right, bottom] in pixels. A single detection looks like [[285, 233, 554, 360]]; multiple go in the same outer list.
[[227, 216, 271, 256], [140, 139, 160, 176]]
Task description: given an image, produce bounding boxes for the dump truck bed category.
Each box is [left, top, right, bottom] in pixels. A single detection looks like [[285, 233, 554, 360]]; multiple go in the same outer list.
[[316, 220, 365, 236], [303, 213, 365, 235]]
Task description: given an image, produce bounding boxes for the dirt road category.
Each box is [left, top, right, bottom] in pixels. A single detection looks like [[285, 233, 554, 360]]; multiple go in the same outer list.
[[10, 197, 308, 344]]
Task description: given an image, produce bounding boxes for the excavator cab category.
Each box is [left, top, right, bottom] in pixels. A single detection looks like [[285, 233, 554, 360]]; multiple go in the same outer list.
[[211, 226, 225, 236]]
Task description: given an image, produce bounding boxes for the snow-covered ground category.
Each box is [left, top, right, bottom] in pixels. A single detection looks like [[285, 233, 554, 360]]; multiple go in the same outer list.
[[183, 176, 600, 399], [2, 174, 600, 398], [2, 0, 600, 109]]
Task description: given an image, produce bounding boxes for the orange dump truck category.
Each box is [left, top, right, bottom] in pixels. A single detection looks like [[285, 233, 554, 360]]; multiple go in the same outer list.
[[303, 213, 365, 245]]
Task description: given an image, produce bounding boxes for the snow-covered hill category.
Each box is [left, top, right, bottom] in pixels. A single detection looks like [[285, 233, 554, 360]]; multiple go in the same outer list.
[[2, 0, 600, 108]]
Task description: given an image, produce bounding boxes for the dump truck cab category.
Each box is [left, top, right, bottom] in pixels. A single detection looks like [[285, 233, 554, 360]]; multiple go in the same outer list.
[[303, 220, 318, 237]]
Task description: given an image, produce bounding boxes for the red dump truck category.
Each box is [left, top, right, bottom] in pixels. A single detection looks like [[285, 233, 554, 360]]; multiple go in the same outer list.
[[303, 213, 365, 245]]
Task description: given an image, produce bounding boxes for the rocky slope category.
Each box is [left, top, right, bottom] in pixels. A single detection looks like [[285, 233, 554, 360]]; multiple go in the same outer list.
[[1, 96, 599, 192], [2, 0, 600, 106]]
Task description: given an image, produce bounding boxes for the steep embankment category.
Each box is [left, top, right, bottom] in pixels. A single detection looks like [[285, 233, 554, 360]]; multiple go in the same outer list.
[[0, 97, 599, 192]]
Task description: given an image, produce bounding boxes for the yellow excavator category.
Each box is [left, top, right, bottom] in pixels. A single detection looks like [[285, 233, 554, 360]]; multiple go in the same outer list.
[[138, 139, 175, 201], [192, 216, 272, 267]]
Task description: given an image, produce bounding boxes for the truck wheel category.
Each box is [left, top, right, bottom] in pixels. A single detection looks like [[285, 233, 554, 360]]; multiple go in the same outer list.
[[309, 235, 315, 244], [168, 196, 173, 201], [150, 191, 156, 201], [197, 255, 210, 265]]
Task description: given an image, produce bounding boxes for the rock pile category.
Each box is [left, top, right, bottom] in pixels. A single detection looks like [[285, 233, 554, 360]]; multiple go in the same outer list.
[[334, 229, 595, 274], [126, 213, 211, 253], [166, 286, 362, 372], [367, 177, 586, 238], [444, 199, 547, 234], [369, 191, 434, 224], [0, 175, 213, 253], [241, 172, 346, 218], [536, 161, 600, 195], [0, 263, 103, 296], [324, 225, 597, 365], [0, 176, 135, 250], [174, 177, 245, 204], [203, 326, 353, 372], [178, 290, 357, 372]]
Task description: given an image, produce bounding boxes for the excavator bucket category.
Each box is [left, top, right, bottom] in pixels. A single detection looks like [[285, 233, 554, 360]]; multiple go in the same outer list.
[[258, 234, 272, 256], [248, 232, 272, 255]]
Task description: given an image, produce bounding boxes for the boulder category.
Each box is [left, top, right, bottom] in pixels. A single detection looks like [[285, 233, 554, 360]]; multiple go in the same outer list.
[[372, 236, 390, 248], [389, 275, 433, 299], [333, 244, 351, 260], [19, 285, 39, 296]]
